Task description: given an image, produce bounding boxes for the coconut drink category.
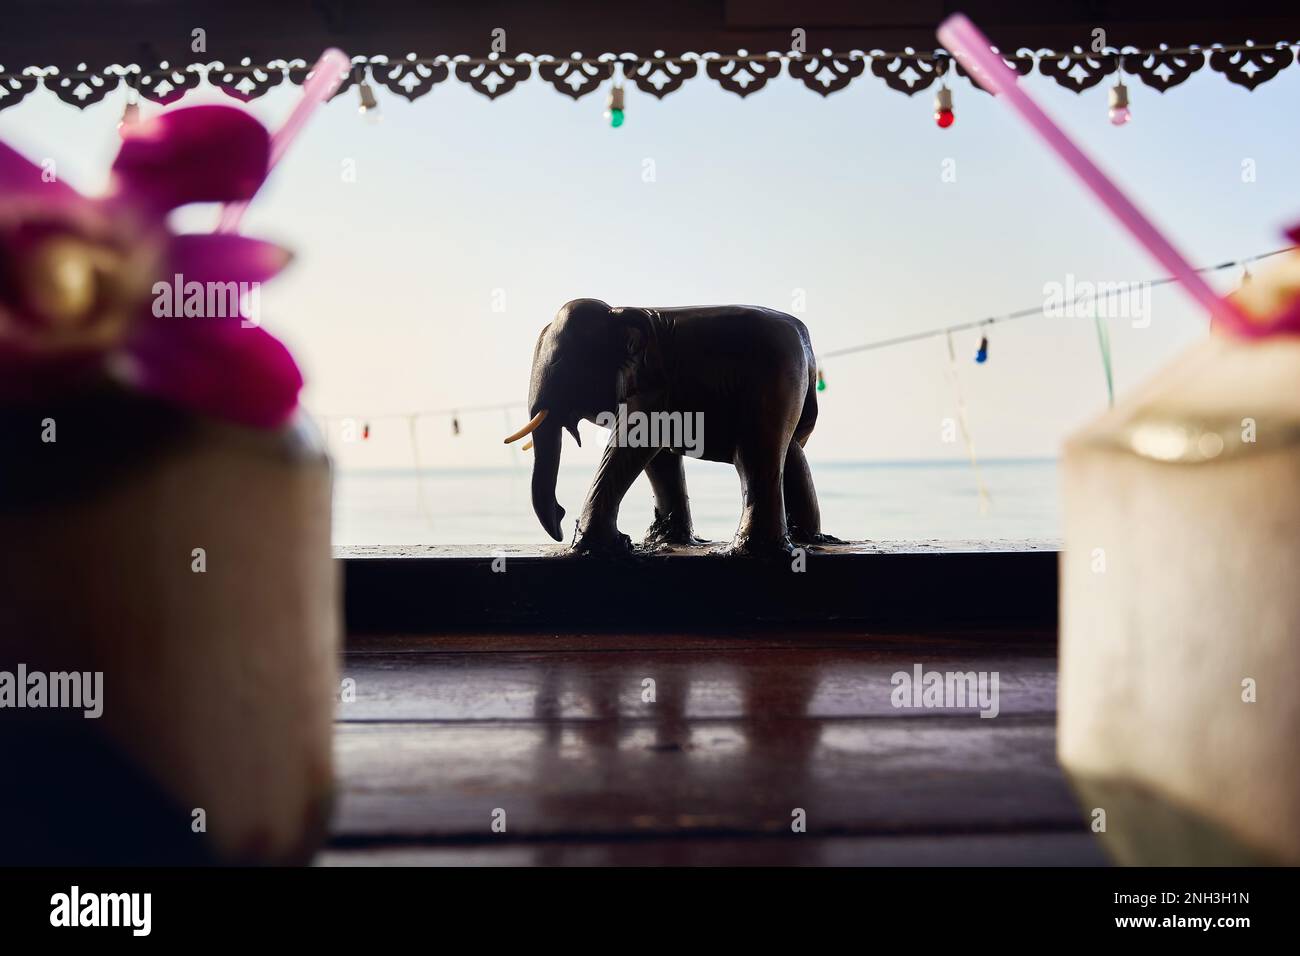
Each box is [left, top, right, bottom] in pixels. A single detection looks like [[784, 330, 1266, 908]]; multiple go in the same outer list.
[[0, 100, 341, 864], [942, 13, 1300, 864]]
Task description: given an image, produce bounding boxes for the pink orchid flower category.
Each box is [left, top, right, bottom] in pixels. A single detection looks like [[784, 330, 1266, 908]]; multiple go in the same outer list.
[[0, 105, 301, 428]]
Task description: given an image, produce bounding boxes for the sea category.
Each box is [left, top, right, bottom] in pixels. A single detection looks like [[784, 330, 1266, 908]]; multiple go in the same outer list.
[[332, 458, 1061, 546]]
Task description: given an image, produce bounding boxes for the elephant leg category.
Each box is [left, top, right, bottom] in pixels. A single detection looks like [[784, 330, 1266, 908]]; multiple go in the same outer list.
[[784, 440, 842, 545], [643, 453, 707, 548], [727, 432, 794, 557], [571, 438, 660, 555]]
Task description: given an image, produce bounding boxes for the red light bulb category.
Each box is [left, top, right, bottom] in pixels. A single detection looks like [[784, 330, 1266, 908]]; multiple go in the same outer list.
[[933, 86, 954, 129]]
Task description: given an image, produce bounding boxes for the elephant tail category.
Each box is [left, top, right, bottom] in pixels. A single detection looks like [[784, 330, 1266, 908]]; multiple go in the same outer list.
[[795, 347, 818, 448]]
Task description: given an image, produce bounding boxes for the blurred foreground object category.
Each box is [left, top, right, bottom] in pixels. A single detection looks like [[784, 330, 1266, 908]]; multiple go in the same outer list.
[[0, 106, 302, 425], [0, 104, 337, 864], [940, 11, 1300, 863], [0, 388, 338, 864], [1060, 330, 1300, 864]]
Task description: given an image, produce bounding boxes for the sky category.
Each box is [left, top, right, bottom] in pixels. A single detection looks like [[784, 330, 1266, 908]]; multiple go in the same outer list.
[[2, 52, 1298, 475]]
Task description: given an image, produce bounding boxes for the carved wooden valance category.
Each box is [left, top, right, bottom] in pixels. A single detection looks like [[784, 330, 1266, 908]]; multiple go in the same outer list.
[[2, 42, 1296, 112]]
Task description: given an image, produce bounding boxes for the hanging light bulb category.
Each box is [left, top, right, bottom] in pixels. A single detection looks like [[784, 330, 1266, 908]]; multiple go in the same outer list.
[[1108, 78, 1130, 126], [975, 334, 989, 364], [355, 68, 380, 123], [362, 422, 371, 440], [451, 414, 461, 436], [934, 84, 954, 129], [118, 86, 140, 134], [816, 368, 827, 392], [604, 78, 625, 128]]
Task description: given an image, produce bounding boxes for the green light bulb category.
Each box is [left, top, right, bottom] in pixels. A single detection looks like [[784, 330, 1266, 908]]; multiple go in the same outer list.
[[609, 108, 624, 128]]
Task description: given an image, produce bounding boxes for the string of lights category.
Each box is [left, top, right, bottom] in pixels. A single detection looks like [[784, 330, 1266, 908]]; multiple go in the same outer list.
[[312, 243, 1295, 432], [819, 245, 1294, 359]]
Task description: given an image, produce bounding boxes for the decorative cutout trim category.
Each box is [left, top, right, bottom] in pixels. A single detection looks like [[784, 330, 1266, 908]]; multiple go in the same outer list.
[[1, 43, 1296, 112], [704, 51, 781, 98], [1119, 48, 1201, 93], [788, 51, 866, 97], [537, 55, 614, 100], [622, 53, 698, 99], [1036, 47, 1118, 92], [137, 63, 203, 105], [1208, 42, 1296, 90], [367, 56, 446, 101], [0, 70, 38, 111], [453, 56, 532, 100]]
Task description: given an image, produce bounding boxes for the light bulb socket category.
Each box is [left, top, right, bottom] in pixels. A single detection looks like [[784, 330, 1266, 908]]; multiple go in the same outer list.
[[1108, 81, 1129, 110], [357, 79, 378, 113], [605, 83, 624, 112], [934, 87, 952, 112]]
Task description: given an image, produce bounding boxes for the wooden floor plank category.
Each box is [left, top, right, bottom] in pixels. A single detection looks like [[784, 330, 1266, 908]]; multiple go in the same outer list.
[[330, 625, 1078, 861], [320, 831, 1106, 866], [331, 716, 1083, 840], [336, 648, 1054, 722]]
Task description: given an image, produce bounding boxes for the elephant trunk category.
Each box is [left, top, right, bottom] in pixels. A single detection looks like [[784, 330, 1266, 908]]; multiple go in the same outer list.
[[530, 418, 566, 541]]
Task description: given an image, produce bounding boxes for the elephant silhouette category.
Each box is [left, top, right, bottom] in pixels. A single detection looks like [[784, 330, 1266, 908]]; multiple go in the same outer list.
[[505, 299, 838, 555]]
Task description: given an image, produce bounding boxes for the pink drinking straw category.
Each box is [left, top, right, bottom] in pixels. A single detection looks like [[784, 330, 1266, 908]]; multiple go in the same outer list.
[[937, 14, 1257, 337], [216, 47, 351, 234]]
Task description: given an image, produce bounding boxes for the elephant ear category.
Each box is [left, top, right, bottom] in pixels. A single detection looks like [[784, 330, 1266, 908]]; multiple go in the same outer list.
[[612, 307, 657, 369], [611, 307, 664, 403]]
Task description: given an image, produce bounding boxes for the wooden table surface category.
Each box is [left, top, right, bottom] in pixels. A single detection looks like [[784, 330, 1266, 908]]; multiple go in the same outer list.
[[321, 627, 1107, 865]]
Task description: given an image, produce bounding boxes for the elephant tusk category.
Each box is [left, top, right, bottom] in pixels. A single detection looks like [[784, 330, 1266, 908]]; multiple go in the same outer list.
[[522, 439, 533, 451], [503, 409, 548, 444]]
